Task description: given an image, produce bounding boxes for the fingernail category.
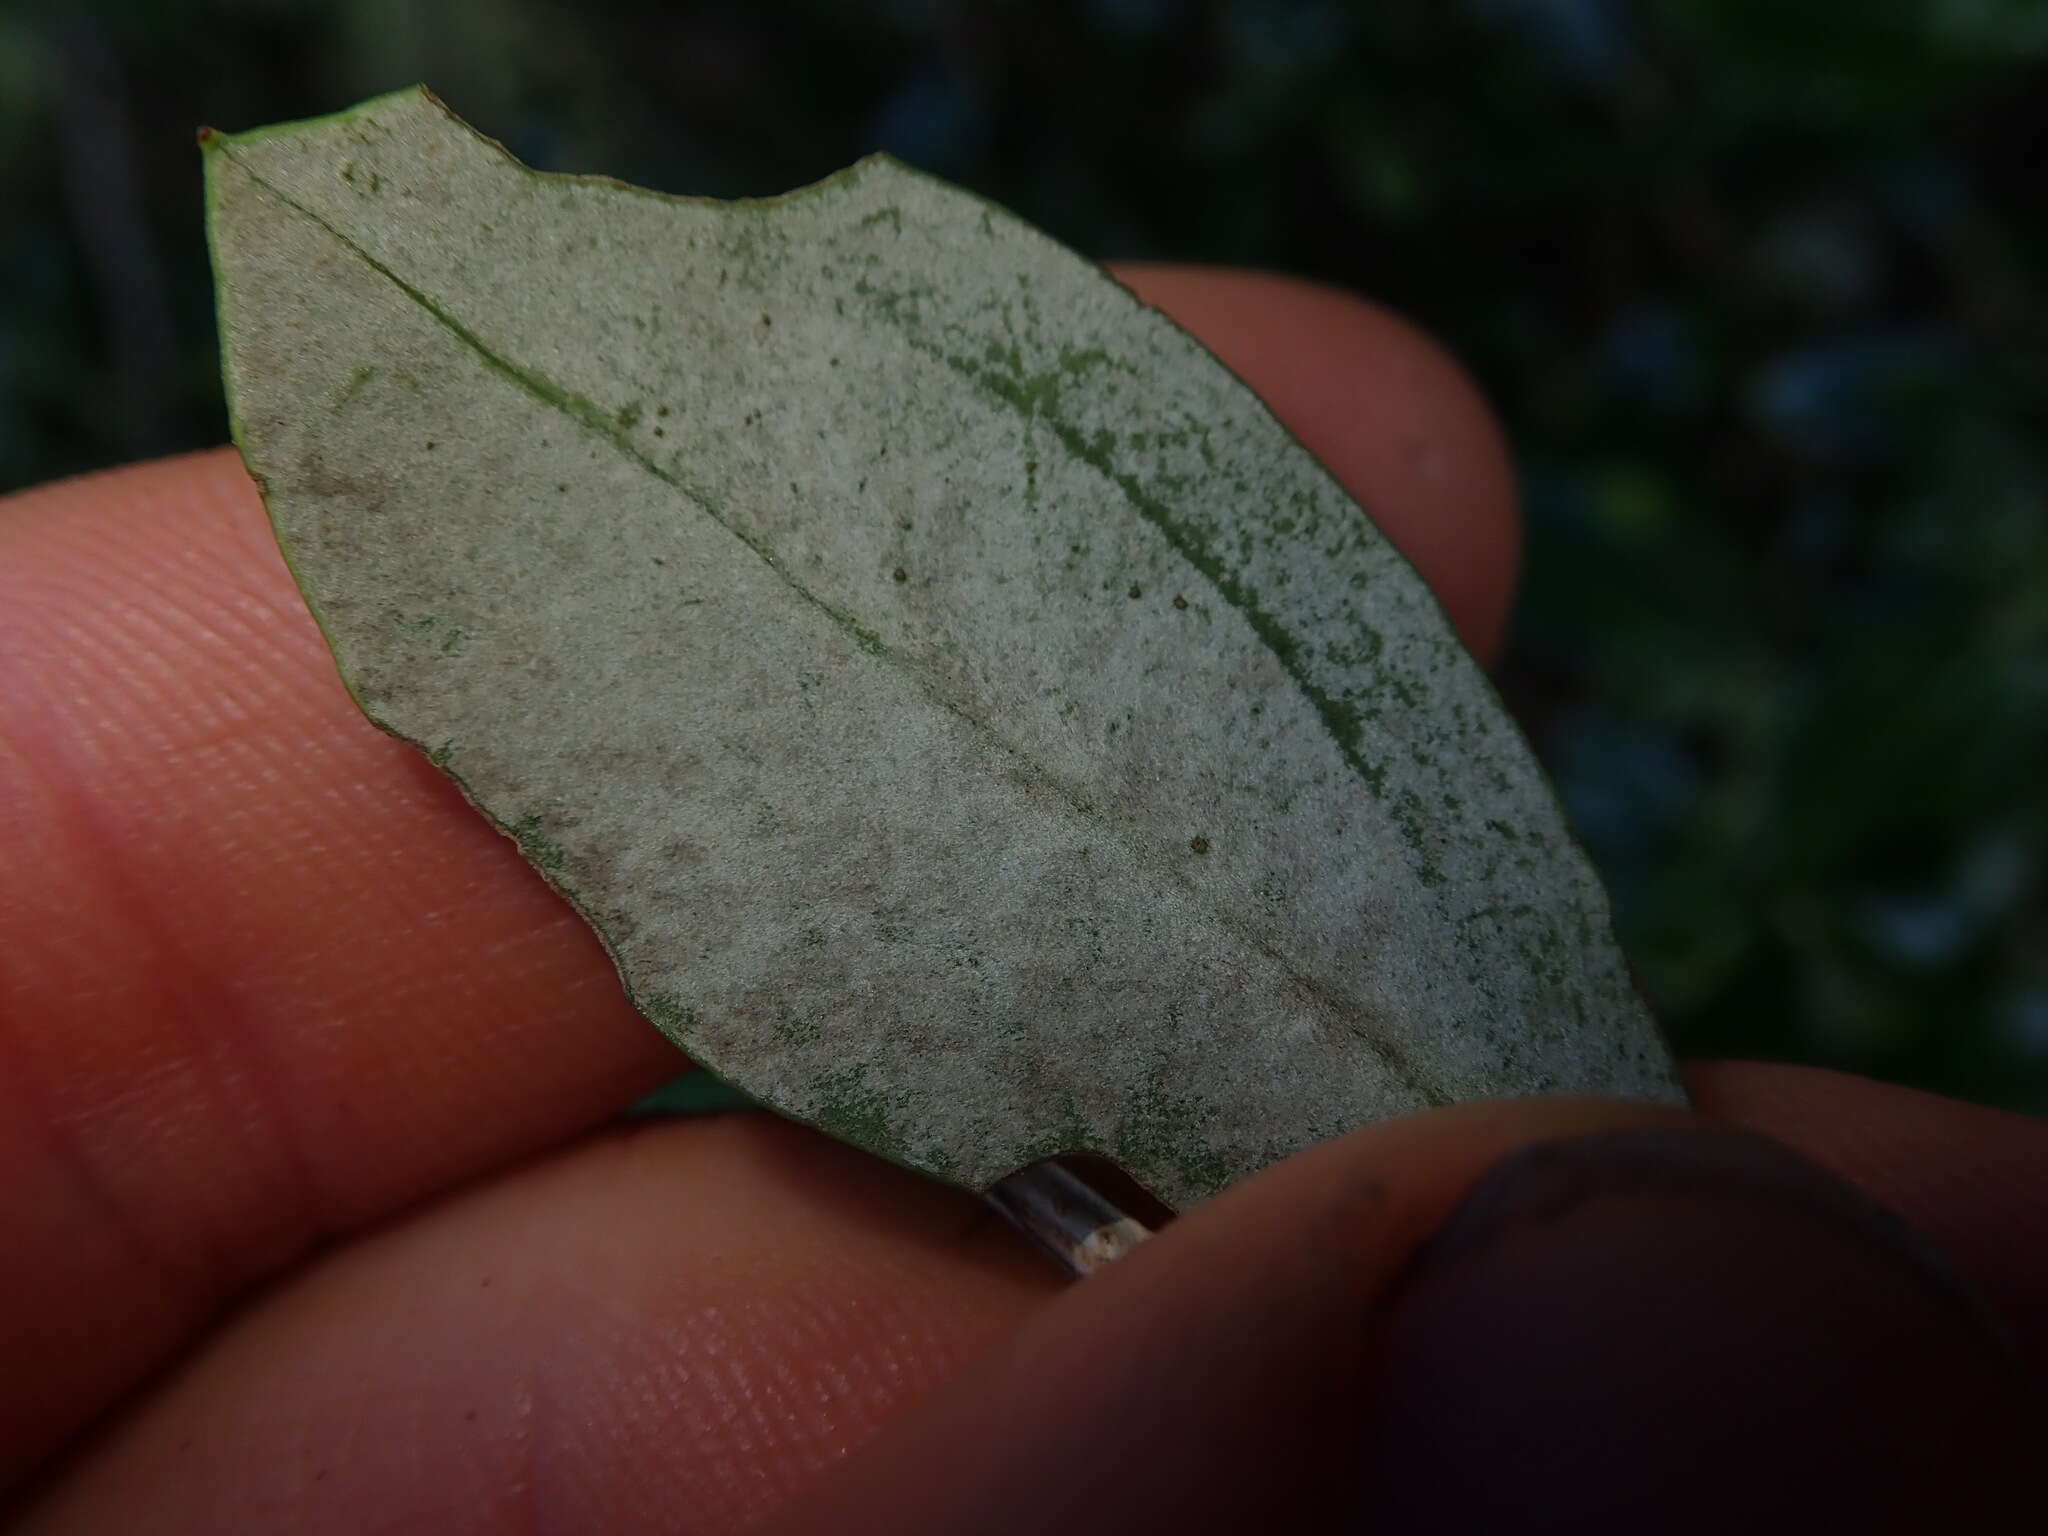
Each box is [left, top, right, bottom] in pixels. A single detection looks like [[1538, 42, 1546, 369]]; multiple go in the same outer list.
[[1352, 1127, 2039, 1535]]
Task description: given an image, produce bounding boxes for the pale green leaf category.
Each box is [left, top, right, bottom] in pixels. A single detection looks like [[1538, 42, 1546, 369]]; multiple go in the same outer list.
[[204, 87, 1682, 1208]]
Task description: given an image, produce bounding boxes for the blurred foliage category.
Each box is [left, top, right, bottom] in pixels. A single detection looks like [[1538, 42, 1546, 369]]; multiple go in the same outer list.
[[3, 0, 2043, 1112]]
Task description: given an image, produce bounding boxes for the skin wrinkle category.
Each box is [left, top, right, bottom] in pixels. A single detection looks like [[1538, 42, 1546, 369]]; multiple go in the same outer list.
[[6, 562, 335, 1264], [0, 456, 675, 1486], [0, 716, 236, 1476], [1, 661, 295, 1305], [11, 530, 323, 849], [509, 1371, 544, 1536], [0, 1000, 184, 1316], [16, 483, 299, 677]]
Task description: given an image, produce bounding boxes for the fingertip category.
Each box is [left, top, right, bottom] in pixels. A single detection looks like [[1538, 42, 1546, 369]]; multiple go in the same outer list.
[[760, 1098, 1691, 1534], [1109, 264, 1521, 665], [1684, 1060, 2048, 1376], [761, 1100, 2035, 1535], [1356, 1124, 2036, 1534]]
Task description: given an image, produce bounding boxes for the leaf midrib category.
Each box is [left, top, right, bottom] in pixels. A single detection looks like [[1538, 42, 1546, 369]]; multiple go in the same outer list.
[[223, 147, 1449, 1108]]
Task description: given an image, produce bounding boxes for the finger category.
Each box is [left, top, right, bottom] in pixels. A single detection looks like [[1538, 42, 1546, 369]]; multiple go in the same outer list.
[[18, 1100, 1675, 1535], [0, 268, 1525, 1479], [17, 1116, 1059, 1536], [761, 1104, 2034, 1536], [1685, 1060, 2048, 1373], [1108, 263, 1522, 665], [0, 449, 678, 1484]]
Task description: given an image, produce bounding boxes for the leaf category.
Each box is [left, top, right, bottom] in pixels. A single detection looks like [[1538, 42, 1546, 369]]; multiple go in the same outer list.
[[204, 87, 1682, 1208]]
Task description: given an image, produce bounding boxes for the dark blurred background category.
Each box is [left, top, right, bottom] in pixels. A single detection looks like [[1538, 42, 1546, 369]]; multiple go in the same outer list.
[[5, 0, 2045, 1114]]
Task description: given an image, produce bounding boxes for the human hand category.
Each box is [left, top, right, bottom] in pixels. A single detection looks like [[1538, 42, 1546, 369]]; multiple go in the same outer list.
[[2, 267, 2038, 1532]]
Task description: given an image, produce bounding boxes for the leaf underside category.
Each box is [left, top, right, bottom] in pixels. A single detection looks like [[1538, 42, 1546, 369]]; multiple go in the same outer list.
[[205, 88, 1681, 1209]]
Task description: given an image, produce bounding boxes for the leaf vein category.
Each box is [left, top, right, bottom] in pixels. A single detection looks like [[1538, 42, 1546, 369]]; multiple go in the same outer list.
[[226, 150, 1447, 1108]]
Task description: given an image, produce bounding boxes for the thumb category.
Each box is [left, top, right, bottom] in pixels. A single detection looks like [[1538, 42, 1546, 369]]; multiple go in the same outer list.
[[762, 1099, 2036, 1535]]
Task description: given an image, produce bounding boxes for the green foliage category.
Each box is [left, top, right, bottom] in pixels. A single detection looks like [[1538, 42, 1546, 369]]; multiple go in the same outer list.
[[628, 1069, 757, 1119], [8, 0, 2043, 1111]]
